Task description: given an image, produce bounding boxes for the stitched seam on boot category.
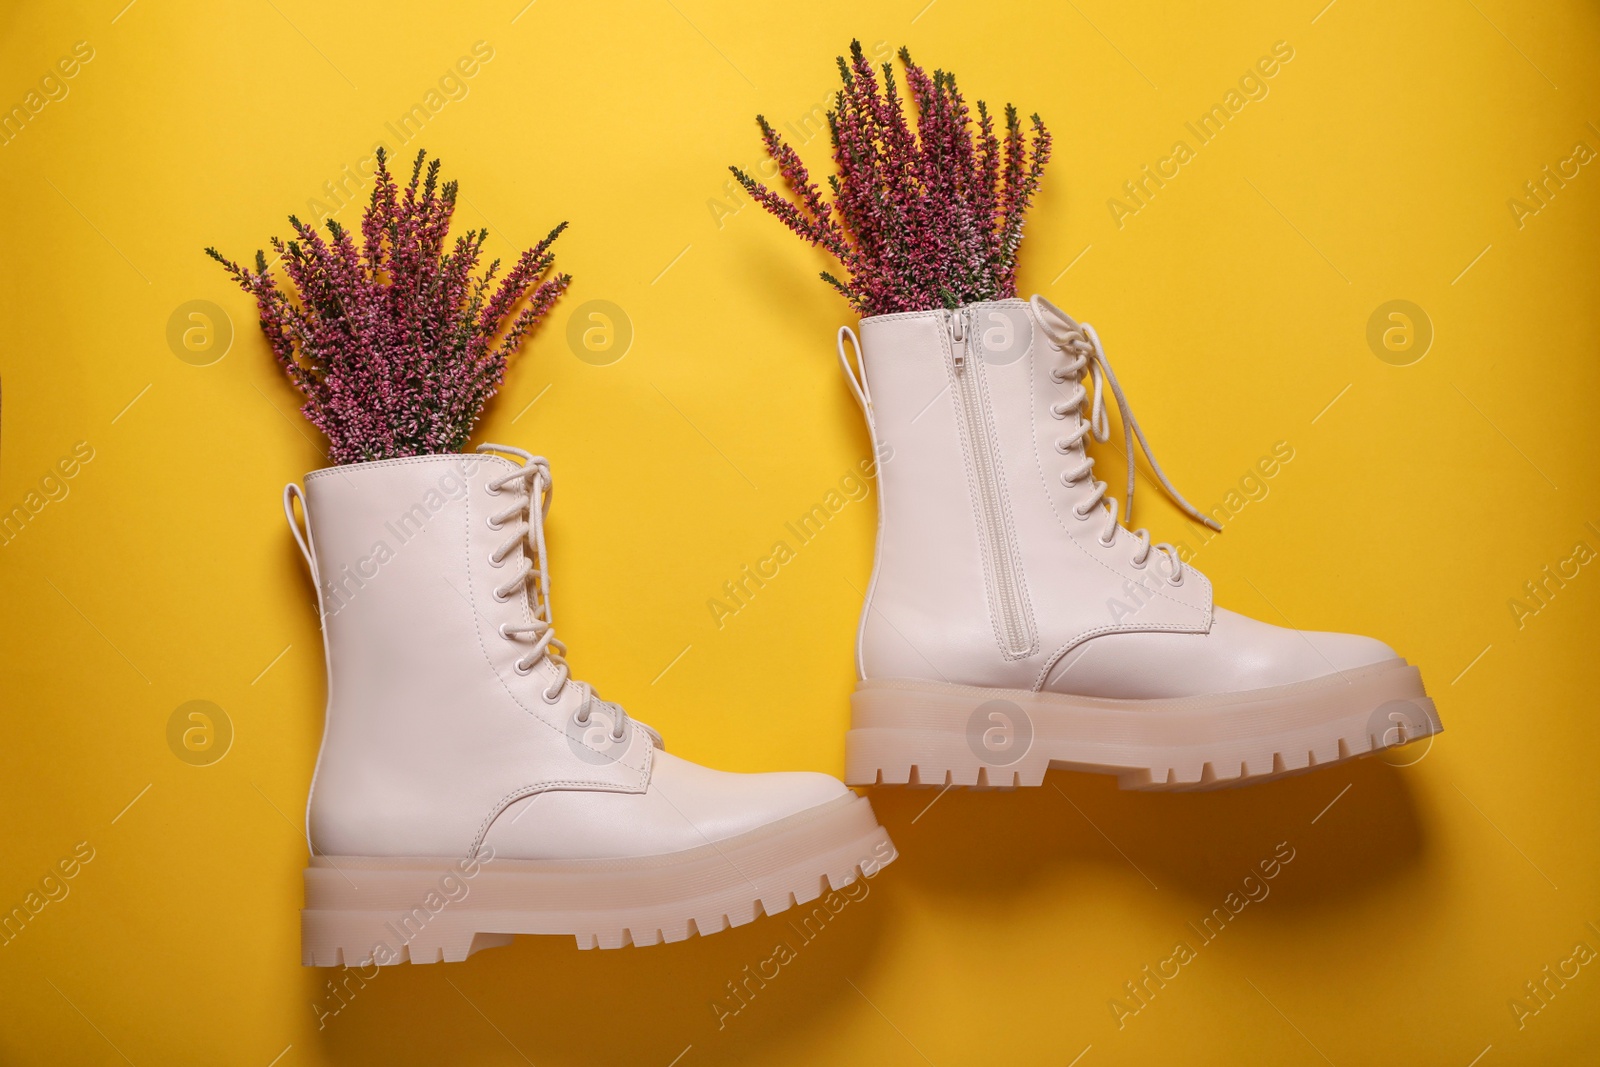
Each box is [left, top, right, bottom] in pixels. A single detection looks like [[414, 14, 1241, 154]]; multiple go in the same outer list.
[[470, 763, 654, 857], [943, 322, 1014, 659], [1033, 623, 1205, 691], [304, 453, 500, 481], [972, 326, 1040, 660]]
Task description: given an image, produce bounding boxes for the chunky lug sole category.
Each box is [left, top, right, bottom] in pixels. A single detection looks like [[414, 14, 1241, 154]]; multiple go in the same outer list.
[[845, 659, 1441, 792], [302, 794, 893, 966]]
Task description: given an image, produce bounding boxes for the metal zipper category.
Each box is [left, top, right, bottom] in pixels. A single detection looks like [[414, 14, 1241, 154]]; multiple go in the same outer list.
[[948, 307, 1034, 657]]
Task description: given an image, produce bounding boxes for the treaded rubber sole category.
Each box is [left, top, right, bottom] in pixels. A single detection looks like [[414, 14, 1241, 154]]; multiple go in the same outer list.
[[845, 659, 1441, 792], [302, 793, 894, 966]]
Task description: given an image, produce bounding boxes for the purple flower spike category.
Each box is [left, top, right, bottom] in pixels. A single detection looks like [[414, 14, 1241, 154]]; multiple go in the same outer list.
[[207, 149, 571, 464], [732, 42, 1051, 317]]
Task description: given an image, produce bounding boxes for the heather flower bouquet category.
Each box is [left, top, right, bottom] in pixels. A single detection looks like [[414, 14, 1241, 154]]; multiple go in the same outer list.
[[208, 149, 569, 464], [733, 41, 1052, 316]]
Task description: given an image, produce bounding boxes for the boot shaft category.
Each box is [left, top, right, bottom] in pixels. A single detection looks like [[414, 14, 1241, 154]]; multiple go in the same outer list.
[[297, 453, 651, 858], [854, 298, 1213, 690]]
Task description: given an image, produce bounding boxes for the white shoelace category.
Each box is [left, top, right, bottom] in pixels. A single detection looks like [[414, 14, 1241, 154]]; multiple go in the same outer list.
[[1028, 295, 1220, 585], [477, 443, 629, 741]]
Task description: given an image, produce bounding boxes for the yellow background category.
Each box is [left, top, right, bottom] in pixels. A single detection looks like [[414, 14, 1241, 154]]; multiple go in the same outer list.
[[2, 0, 1597, 1063]]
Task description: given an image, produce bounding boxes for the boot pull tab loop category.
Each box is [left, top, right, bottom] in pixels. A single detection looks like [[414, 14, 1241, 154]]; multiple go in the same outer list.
[[282, 483, 319, 586], [836, 325, 874, 428]]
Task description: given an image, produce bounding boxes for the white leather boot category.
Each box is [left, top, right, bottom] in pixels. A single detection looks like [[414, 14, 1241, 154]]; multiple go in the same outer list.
[[838, 296, 1441, 791], [285, 445, 894, 964]]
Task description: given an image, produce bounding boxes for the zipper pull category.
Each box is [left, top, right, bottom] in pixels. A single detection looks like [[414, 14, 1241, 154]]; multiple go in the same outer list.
[[949, 309, 968, 372]]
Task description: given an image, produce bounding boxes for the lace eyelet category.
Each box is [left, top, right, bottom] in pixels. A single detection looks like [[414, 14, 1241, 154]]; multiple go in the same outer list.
[[513, 660, 533, 675], [1055, 439, 1072, 454], [486, 483, 502, 496], [488, 551, 506, 569], [497, 623, 511, 639], [1071, 504, 1089, 519], [1060, 471, 1077, 487], [1166, 571, 1184, 587], [610, 728, 626, 743], [1130, 554, 1149, 569], [1098, 533, 1116, 548], [543, 688, 562, 704], [1050, 407, 1066, 420], [492, 587, 511, 603], [1048, 369, 1066, 384], [486, 516, 501, 531]]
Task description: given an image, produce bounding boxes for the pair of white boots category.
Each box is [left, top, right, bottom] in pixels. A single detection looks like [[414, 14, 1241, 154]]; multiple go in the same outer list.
[[290, 295, 1440, 966]]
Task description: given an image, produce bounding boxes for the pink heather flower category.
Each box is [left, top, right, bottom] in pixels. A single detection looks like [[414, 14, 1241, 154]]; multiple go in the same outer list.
[[732, 42, 1051, 316], [207, 149, 571, 464]]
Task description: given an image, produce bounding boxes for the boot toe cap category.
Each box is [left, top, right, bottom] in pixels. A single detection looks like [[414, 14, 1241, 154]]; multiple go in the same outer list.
[[1046, 606, 1405, 698], [649, 756, 852, 842], [1209, 607, 1401, 694], [1297, 629, 1399, 674], [1216, 607, 1402, 689]]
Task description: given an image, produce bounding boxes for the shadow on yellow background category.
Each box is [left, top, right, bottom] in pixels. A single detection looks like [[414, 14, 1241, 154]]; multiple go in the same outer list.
[[291, 762, 1432, 1065]]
